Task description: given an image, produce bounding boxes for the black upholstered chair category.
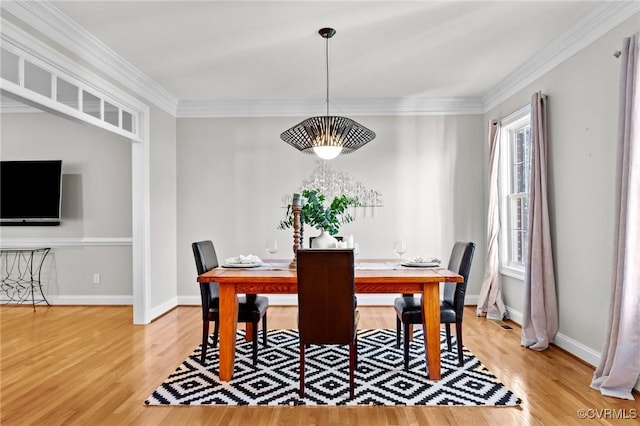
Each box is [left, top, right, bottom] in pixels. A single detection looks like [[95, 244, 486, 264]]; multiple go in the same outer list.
[[296, 249, 358, 399], [394, 241, 475, 370], [192, 240, 269, 366]]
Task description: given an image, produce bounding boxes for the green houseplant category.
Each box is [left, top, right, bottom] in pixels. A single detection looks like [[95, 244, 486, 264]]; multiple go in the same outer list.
[[278, 189, 358, 236]]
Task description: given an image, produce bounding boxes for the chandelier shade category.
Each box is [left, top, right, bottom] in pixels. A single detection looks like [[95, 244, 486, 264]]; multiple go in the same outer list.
[[281, 28, 375, 159], [280, 115, 376, 158]]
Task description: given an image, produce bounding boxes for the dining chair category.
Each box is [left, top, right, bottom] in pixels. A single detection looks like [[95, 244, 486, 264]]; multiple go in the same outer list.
[[296, 249, 358, 399], [394, 241, 475, 370], [192, 240, 269, 366]]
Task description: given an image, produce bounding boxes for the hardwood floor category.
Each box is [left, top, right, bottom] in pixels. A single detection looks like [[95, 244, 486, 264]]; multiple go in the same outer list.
[[1, 305, 637, 425]]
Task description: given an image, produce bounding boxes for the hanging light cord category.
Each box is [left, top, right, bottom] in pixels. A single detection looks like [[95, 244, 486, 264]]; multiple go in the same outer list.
[[325, 33, 330, 118]]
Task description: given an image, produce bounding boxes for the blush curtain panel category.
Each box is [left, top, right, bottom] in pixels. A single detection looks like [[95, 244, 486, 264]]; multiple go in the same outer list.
[[591, 33, 640, 400], [521, 92, 558, 351], [476, 120, 507, 320]]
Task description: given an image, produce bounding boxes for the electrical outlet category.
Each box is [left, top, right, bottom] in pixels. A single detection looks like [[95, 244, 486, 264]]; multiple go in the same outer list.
[[93, 273, 101, 284]]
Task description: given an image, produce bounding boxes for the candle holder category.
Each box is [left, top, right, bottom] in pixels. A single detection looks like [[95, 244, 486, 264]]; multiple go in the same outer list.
[[289, 194, 303, 269]]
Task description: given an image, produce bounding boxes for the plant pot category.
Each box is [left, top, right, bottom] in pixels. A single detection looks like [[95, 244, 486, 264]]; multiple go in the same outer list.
[[311, 230, 338, 248]]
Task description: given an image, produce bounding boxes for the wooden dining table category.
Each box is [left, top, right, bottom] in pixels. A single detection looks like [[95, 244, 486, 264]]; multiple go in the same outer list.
[[197, 259, 463, 382]]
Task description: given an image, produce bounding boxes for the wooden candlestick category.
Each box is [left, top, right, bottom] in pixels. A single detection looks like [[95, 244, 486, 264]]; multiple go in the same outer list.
[[289, 195, 303, 269]]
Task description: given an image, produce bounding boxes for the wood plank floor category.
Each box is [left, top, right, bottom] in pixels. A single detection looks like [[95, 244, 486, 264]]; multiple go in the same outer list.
[[1, 305, 638, 425]]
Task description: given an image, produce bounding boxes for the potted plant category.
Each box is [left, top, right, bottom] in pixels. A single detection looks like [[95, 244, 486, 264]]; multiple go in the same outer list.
[[279, 189, 358, 247]]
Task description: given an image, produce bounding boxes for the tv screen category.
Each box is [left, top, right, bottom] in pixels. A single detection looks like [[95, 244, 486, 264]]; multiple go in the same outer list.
[[0, 160, 63, 225]]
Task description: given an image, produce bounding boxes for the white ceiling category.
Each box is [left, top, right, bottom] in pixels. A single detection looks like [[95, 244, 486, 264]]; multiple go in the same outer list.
[[47, 0, 609, 105]]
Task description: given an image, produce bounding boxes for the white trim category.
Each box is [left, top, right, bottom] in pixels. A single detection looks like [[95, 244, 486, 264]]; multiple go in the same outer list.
[[500, 266, 525, 281], [149, 297, 179, 321], [553, 331, 601, 368], [0, 237, 132, 248], [46, 295, 133, 305], [505, 306, 523, 325], [483, 1, 640, 111], [1, 18, 142, 141], [177, 97, 484, 118], [2, 1, 178, 116], [131, 114, 152, 325]]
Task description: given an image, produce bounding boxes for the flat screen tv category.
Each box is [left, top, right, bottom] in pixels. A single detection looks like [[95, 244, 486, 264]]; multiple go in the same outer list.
[[0, 160, 63, 225]]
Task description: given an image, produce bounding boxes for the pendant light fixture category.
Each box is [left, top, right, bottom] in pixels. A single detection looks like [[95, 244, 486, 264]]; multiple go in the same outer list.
[[280, 28, 376, 160]]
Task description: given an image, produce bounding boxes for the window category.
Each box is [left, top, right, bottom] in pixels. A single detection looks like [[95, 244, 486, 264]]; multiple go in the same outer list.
[[499, 106, 531, 279]]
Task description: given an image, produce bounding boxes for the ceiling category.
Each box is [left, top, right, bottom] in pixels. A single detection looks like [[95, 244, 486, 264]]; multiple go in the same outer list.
[[47, 0, 608, 106]]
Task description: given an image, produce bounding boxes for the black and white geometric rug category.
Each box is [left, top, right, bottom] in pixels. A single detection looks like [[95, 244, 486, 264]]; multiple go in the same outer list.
[[145, 329, 521, 406]]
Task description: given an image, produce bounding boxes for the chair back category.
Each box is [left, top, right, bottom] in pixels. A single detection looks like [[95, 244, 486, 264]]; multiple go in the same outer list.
[[296, 249, 355, 345], [192, 240, 220, 319], [442, 242, 475, 317]]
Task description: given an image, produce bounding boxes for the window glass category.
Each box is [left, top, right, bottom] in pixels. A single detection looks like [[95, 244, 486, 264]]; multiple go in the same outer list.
[[1, 48, 20, 84], [499, 107, 531, 276], [56, 78, 79, 109], [24, 61, 52, 98], [82, 90, 101, 119], [104, 101, 119, 126]]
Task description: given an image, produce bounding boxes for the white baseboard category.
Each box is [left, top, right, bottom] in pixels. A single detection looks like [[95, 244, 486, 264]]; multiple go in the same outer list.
[[47, 295, 133, 305], [504, 305, 601, 367], [150, 297, 178, 321]]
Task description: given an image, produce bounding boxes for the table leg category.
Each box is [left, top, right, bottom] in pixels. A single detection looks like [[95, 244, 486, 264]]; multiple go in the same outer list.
[[245, 323, 253, 342], [218, 283, 238, 381], [421, 282, 441, 380]]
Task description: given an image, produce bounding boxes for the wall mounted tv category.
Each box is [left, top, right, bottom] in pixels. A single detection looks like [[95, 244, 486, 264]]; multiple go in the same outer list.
[[0, 160, 63, 226]]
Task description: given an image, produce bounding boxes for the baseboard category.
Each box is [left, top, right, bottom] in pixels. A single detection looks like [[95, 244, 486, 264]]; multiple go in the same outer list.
[[46, 295, 133, 305], [150, 297, 178, 321]]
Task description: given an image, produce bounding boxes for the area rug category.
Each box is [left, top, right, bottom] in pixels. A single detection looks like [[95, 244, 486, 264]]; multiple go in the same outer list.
[[145, 329, 521, 406]]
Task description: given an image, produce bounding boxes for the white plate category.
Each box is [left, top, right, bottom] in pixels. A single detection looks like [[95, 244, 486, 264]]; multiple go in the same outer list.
[[223, 262, 262, 268], [401, 261, 440, 268]]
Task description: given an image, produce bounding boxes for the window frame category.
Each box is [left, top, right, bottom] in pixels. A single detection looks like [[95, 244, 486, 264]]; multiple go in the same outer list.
[[498, 105, 531, 280]]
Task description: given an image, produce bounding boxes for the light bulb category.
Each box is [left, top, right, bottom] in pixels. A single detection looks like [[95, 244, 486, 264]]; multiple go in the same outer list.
[[313, 145, 342, 160]]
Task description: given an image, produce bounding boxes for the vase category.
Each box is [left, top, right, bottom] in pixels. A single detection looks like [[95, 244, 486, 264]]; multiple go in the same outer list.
[[311, 230, 338, 248]]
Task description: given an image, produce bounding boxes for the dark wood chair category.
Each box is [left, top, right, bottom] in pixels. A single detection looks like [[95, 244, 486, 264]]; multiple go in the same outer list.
[[192, 240, 269, 366], [296, 249, 358, 399], [394, 241, 475, 370]]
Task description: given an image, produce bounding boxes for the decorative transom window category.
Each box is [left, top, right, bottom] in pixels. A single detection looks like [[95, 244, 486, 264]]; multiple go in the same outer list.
[[499, 106, 531, 279]]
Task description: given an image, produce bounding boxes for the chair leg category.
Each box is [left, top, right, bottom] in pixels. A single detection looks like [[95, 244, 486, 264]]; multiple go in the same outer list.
[[212, 320, 220, 348], [445, 323, 452, 352], [252, 320, 259, 366], [349, 342, 356, 399], [403, 321, 410, 371], [355, 330, 358, 370], [396, 317, 401, 349], [262, 313, 268, 347], [299, 343, 305, 398], [201, 320, 209, 364], [456, 321, 464, 366]]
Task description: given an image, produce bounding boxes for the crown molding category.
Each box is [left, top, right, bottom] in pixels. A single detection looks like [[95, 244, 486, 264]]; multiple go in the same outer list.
[[2, 1, 178, 116], [177, 97, 484, 118], [482, 1, 640, 112], [2, 1, 637, 119]]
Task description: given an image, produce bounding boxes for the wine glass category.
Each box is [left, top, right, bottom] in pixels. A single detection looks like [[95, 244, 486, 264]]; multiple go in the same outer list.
[[353, 243, 360, 267], [393, 240, 407, 265], [265, 239, 278, 267]]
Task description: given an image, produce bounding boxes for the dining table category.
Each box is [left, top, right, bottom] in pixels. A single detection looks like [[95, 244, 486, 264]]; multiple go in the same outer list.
[[196, 259, 463, 382]]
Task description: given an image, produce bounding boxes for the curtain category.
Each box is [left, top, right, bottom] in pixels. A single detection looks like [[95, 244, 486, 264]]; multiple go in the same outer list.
[[476, 120, 506, 320], [591, 33, 640, 401], [521, 92, 558, 351]]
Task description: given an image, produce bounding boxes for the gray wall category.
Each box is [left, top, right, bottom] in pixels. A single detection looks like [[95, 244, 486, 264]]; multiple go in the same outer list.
[[0, 112, 133, 298], [176, 114, 486, 302], [484, 14, 639, 355]]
